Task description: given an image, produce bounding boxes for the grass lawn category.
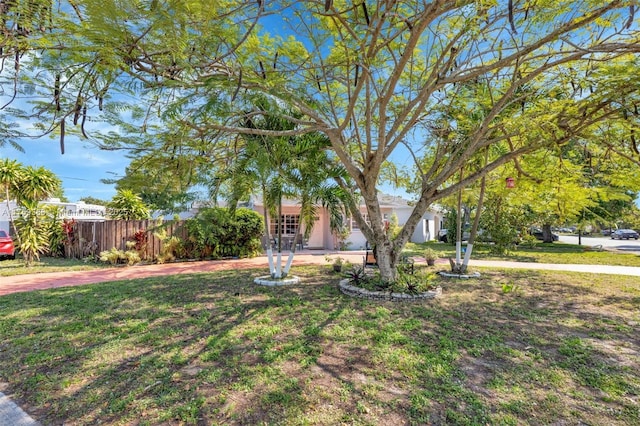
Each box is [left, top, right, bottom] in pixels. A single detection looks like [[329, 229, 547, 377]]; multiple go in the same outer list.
[[3, 240, 640, 280], [405, 241, 640, 267], [0, 257, 109, 277], [0, 265, 638, 425]]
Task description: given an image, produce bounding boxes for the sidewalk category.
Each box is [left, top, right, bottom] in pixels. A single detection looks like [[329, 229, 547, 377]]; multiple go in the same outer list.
[[0, 251, 362, 296], [0, 392, 40, 426]]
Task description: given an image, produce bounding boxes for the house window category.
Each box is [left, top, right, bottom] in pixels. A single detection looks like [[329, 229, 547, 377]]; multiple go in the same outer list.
[[351, 214, 369, 230], [270, 214, 300, 236]]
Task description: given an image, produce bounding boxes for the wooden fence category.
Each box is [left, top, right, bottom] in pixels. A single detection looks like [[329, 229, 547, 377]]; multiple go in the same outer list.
[[70, 220, 186, 260]]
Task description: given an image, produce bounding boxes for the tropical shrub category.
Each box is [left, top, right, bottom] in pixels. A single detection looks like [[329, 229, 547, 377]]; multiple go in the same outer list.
[[99, 248, 125, 265], [3, 164, 61, 265], [60, 218, 78, 258], [107, 189, 150, 220], [444, 209, 462, 245], [152, 222, 183, 264], [42, 205, 67, 258], [123, 242, 142, 266], [131, 229, 149, 260], [15, 205, 50, 265], [156, 236, 182, 264], [99, 243, 141, 266], [182, 207, 263, 259], [347, 267, 437, 294], [479, 196, 529, 254]]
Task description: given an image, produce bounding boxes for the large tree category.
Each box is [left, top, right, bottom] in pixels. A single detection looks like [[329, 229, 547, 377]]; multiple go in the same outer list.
[[4, 1, 640, 281], [199, 1, 640, 281]]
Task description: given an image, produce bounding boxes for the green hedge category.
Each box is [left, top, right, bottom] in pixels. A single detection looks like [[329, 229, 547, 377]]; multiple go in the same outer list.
[[181, 207, 264, 259]]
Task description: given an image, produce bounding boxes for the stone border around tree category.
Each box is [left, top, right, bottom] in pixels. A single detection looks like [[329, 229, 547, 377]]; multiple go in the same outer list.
[[338, 278, 442, 302], [254, 275, 301, 286], [438, 271, 481, 279]]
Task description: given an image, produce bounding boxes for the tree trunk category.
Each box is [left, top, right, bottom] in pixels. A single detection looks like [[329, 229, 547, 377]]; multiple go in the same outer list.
[[542, 223, 554, 243], [461, 175, 487, 273], [374, 241, 397, 283], [274, 199, 284, 277], [282, 224, 302, 276], [260, 186, 277, 278], [353, 187, 402, 282], [453, 169, 464, 271]]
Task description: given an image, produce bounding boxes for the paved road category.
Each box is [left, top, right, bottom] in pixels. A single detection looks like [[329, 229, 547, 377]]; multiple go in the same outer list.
[[558, 235, 640, 254]]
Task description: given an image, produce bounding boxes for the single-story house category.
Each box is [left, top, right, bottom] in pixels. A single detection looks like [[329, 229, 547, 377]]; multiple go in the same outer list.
[[247, 193, 444, 250], [0, 198, 106, 234]]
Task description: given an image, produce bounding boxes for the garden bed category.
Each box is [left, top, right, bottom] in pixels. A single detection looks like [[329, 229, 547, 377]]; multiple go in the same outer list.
[[339, 278, 442, 301]]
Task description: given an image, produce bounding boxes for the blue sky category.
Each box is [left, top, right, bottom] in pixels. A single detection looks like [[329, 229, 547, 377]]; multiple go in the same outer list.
[[1, 133, 412, 204], [1, 135, 125, 202], [1, 73, 127, 202]]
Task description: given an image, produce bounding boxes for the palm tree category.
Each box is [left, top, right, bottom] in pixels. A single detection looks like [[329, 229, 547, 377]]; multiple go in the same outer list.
[[224, 151, 283, 277], [224, 105, 297, 278], [224, 98, 351, 278], [13, 166, 61, 265], [279, 132, 350, 276], [0, 159, 24, 244]]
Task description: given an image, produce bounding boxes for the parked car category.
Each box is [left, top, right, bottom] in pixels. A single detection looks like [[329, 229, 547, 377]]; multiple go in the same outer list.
[[530, 228, 559, 241], [0, 230, 15, 260], [611, 229, 639, 240], [438, 228, 472, 243]]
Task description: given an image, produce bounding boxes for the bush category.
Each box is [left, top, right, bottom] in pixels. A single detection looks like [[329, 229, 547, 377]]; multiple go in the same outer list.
[[99, 243, 142, 266], [479, 196, 529, 255], [122, 241, 142, 266], [424, 248, 440, 264], [131, 229, 148, 260], [182, 207, 264, 259], [347, 267, 437, 294], [99, 247, 124, 265], [519, 233, 538, 248], [156, 236, 182, 264], [42, 207, 67, 257]]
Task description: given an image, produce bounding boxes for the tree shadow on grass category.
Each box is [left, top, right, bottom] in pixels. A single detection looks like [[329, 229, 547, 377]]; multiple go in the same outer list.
[[0, 267, 638, 425], [422, 270, 640, 424]]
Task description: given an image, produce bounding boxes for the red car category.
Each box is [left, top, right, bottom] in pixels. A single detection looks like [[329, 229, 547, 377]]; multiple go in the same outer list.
[[0, 229, 15, 260]]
